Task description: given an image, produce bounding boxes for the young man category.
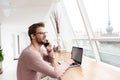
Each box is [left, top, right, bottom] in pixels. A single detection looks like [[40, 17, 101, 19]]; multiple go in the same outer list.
[[17, 22, 73, 80]]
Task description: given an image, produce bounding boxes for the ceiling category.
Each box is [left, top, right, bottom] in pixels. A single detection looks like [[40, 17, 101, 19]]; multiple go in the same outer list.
[[0, 0, 58, 24]]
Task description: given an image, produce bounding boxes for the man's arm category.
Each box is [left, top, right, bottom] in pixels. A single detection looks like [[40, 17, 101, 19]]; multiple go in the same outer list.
[[44, 41, 55, 63], [26, 51, 71, 78]]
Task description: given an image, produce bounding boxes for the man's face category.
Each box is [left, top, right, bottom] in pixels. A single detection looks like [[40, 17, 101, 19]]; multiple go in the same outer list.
[[34, 27, 47, 45]]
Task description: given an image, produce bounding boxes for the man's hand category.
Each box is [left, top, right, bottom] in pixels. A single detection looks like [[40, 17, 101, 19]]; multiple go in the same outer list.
[[45, 42, 52, 53], [66, 59, 75, 65]]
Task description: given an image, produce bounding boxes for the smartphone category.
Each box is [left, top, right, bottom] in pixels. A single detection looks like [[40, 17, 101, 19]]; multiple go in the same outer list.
[[44, 40, 49, 47]]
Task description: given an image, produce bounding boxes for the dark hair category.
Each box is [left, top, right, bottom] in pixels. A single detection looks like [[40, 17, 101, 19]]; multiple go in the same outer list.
[[28, 22, 45, 40]]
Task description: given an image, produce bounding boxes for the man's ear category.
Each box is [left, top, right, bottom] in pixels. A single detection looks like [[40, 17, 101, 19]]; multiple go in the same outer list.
[[31, 34, 35, 39]]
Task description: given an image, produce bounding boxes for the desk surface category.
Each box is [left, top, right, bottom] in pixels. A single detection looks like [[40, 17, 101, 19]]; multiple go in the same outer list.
[[53, 52, 120, 80]]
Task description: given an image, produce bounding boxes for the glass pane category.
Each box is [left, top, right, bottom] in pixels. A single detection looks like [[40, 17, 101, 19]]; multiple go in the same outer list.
[[63, 0, 95, 58], [97, 41, 120, 67], [83, 0, 120, 37], [83, 0, 120, 67], [63, 0, 87, 38], [72, 40, 95, 58]]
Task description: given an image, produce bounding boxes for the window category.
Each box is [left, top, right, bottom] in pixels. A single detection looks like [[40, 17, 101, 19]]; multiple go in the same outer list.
[[61, 0, 120, 68]]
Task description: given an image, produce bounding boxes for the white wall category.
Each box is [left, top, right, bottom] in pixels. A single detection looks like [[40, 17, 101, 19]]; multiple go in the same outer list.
[[1, 23, 29, 69], [0, 24, 1, 48]]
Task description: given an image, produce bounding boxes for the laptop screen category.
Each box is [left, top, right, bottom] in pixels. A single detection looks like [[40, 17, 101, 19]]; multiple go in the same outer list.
[[71, 46, 83, 64]]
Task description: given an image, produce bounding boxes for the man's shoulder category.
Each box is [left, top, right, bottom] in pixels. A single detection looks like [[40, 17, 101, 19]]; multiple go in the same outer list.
[[19, 46, 31, 57], [21, 46, 30, 54], [23, 46, 42, 56], [19, 47, 36, 60]]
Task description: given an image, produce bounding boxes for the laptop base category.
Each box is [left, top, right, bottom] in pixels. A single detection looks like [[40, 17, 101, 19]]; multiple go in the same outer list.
[[69, 62, 81, 67]]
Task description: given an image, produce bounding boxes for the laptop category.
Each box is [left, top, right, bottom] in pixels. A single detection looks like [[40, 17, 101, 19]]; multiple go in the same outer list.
[[70, 46, 83, 67]]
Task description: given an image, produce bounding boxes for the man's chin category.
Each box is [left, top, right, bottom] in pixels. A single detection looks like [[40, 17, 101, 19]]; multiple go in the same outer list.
[[37, 41, 45, 45], [41, 41, 45, 44]]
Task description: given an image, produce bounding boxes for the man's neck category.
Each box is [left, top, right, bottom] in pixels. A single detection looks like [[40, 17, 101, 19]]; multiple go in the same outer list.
[[30, 42, 42, 51]]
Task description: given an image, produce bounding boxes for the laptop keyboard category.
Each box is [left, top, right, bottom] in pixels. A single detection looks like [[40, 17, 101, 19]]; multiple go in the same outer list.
[[70, 62, 80, 66], [71, 62, 78, 65]]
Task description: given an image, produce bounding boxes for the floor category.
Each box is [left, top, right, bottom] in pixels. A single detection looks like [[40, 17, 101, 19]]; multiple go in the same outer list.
[[0, 60, 58, 80]]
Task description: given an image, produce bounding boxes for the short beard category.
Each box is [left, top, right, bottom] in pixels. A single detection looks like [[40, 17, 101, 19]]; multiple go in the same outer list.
[[36, 38, 44, 45]]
